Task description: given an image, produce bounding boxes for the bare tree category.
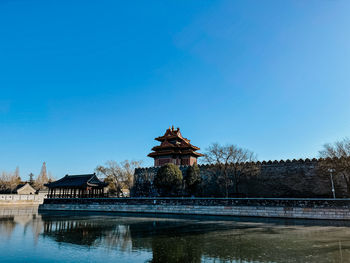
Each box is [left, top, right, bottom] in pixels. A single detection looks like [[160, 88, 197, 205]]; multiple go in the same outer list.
[[0, 172, 9, 192], [34, 162, 50, 190], [11, 166, 21, 192], [319, 138, 350, 196], [95, 160, 142, 196], [0, 167, 21, 193], [203, 143, 258, 197], [47, 171, 54, 183]]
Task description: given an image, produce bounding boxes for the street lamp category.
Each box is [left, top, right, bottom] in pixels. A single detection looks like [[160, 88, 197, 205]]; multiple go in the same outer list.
[[329, 168, 336, 199]]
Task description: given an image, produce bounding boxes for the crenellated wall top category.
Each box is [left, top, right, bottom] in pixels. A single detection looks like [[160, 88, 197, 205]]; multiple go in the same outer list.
[[135, 157, 341, 171], [135, 157, 350, 171]]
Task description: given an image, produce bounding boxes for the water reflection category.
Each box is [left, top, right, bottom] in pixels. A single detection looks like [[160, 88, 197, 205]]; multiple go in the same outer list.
[[42, 216, 132, 250], [0, 207, 350, 262], [0, 206, 43, 243]]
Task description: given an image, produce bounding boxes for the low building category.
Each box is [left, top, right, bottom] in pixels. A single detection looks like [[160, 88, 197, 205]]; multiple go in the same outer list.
[[16, 183, 36, 195], [45, 173, 108, 198]]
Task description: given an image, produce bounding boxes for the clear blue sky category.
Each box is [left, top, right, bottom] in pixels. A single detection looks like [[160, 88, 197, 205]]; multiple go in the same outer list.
[[1, 0, 350, 180]]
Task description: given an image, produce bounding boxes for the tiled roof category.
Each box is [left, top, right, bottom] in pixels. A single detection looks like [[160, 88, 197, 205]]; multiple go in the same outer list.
[[155, 126, 190, 143], [149, 127, 203, 158], [45, 174, 108, 188]]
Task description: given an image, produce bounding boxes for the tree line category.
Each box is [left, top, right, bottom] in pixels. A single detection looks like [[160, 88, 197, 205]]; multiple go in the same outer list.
[[0, 162, 53, 193]]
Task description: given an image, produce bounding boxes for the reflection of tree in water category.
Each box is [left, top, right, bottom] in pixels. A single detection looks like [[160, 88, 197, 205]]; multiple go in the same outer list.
[[150, 235, 202, 263], [102, 225, 132, 252], [0, 217, 16, 238], [128, 219, 350, 263], [129, 220, 205, 263]]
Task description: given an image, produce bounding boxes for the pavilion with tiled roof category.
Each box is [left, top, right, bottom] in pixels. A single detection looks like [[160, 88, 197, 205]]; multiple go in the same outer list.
[[148, 126, 203, 166], [45, 173, 108, 198]]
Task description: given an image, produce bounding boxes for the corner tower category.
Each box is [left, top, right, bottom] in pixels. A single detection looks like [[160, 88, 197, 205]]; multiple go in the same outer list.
[[148, 126, 203, 166]]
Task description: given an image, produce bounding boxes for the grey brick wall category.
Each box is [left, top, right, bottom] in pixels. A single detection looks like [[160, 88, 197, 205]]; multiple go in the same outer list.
[[133, 159, 346, 198]]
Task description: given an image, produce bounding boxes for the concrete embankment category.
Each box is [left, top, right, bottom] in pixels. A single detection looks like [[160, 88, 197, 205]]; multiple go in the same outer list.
[[38, 198, 350, 220], [0, 194, 45, 205]]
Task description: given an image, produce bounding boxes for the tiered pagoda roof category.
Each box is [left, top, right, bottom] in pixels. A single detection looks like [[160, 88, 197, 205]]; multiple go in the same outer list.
[[148, 126, 203, 158]]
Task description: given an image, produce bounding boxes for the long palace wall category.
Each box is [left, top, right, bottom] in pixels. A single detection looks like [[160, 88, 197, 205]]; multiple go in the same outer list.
[[39, 198, 350, 220], [133, 159, 348, 198]]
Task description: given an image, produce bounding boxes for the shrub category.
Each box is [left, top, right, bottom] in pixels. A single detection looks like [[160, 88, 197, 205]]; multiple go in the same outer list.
[[185, 163, 201, 196], [154, 163, 183, 196]]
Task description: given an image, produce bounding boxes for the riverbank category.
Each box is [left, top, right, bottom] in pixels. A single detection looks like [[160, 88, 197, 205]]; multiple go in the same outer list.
[[39, 198, 350, 220]]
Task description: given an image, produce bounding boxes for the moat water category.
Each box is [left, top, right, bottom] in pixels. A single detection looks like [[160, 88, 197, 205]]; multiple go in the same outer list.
[[0, 206, 350, 263]]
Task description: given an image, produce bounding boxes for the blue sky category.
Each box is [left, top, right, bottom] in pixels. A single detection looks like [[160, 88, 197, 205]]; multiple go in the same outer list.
[[1, 0, 350, 180]]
